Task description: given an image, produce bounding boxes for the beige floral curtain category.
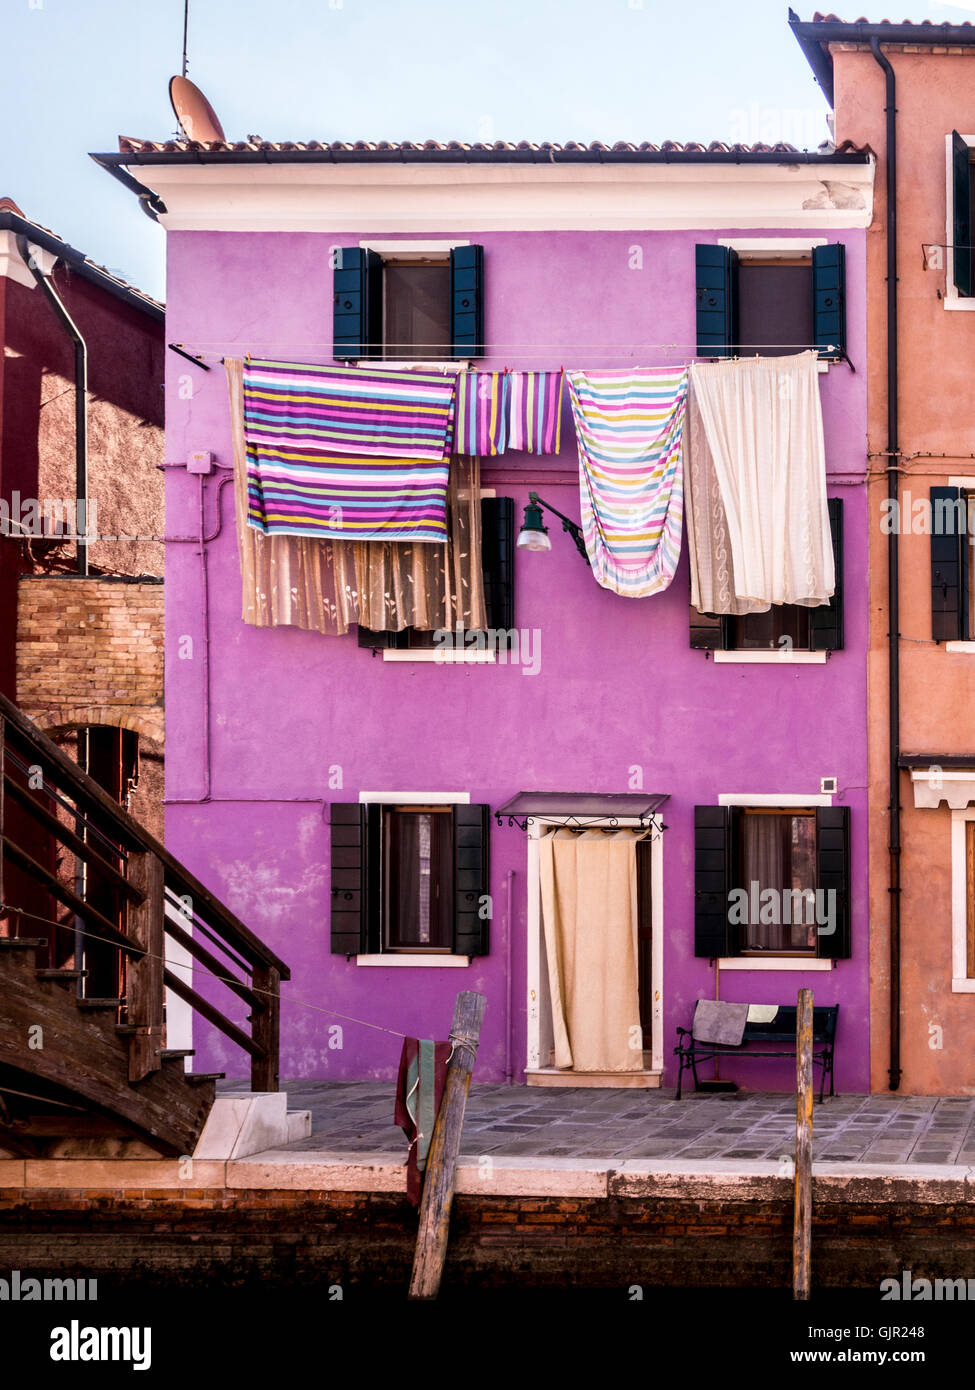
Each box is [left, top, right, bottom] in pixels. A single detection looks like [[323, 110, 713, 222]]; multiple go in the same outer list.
[[225, 358, 485, 634]]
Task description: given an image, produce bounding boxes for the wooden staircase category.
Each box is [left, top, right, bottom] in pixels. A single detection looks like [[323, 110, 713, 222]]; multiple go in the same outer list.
[[0, 692, 290, 1157]]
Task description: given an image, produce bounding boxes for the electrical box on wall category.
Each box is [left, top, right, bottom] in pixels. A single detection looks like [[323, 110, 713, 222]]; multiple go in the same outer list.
[[821, 777, 838, 795], [187, 450, 213, 475]]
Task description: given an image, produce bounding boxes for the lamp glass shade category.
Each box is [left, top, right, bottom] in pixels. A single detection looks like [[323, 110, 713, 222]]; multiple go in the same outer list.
[[518, 500, 552, 553], [517, 527, 552, 553]]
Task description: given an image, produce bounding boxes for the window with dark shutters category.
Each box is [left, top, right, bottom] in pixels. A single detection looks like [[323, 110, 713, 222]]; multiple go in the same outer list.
[[329, 802, 490, 956], [358, 496, 514, 651], [689, 500, 843, 651], [696, 242, 847, 360], [930, 486, 968, 642], [333, 245, 484, 360], [952, 131, 974, 299], [694, 803, 852, 960]]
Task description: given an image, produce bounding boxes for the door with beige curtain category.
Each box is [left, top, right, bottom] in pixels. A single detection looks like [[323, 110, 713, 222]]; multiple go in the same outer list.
[[538, 827, 650, 1073]]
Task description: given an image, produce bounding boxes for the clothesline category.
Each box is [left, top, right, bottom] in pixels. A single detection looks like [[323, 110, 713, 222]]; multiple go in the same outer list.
[[172, 341, 841, 364]]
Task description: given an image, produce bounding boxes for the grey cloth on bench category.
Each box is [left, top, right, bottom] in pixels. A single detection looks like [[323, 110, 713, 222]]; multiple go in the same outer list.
[[691, 1000, 749, 1046]]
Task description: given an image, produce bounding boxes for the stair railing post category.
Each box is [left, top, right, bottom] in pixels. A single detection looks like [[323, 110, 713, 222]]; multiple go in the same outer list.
[[251, 963, 280, 1091], [126, 851, 165, 1082]]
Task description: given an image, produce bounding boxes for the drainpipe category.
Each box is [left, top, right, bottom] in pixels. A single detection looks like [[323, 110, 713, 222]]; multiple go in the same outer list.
[[15, 236, 88, 579], [869, 38, 902, 1091]]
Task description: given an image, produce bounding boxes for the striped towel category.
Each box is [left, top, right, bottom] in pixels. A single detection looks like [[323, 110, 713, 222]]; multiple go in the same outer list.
[[507, 370, 564, 454], [452, 370, 509, 456], [245, 443, 449, 543], [243, 358, 456, 461], [567, 368, 688, 597]]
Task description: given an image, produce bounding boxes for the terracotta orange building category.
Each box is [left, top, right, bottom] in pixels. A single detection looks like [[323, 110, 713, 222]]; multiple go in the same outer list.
[[794, 13, 975, 1093]]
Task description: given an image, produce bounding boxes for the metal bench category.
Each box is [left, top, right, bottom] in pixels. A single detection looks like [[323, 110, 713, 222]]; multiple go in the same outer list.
[[674, 1004, 839, 1104]]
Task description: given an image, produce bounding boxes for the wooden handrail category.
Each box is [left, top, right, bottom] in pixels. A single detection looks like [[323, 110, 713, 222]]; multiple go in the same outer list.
[[3, 773, 144, 904], [1, 836, 145, 958], [163, 970, 265, 1059], [0, 692, 289, 1092], [0, 690, 289, 979]]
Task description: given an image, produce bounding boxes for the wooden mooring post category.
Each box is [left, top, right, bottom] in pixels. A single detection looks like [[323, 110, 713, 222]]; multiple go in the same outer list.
[[793, 987, 814, 1300], [408, 989, 486, 1300]]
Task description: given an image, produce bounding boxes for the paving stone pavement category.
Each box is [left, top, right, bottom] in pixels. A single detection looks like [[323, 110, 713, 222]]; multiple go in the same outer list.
[[221, 1080, 975, 1164]]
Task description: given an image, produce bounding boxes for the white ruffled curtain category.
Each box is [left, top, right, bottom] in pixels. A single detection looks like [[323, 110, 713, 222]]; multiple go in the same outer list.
[[687, 351, 834, 612], [225, 358, 485, 634]]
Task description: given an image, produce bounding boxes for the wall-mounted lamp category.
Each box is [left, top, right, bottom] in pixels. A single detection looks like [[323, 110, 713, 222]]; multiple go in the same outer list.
[[517, 491, 589, 565]]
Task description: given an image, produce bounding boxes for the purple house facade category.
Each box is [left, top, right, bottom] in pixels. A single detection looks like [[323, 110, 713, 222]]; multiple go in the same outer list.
[[100, 138, 875, 1092]]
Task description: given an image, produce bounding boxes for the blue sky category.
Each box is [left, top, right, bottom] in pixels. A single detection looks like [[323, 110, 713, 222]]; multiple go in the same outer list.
[[4, 0, 974, 301]]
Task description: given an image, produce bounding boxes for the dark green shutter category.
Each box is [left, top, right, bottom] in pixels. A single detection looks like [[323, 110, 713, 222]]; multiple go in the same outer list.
[[694, 805, 734, 958], [480, 496, 514, 639], [809, 498, 844, 651], [953, 131, 973, 298], [696, 245, 738, 357], [330, 802, 381, 955], [816, 806, 850, 959], [450, 245, 484, 357], [811, 243, 846, 359], [931, 486, 966, 642], [333, 247, 382, 359], [689, 608, 729, 650], [452, 804, 490, 956]]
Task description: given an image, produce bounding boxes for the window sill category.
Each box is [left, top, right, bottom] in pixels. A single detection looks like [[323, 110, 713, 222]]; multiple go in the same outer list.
[[348, 359, 471, 372], [945, 642, 975, 653], [951, 977, 975, 993], [711, 650, 828, 665], [355, 954, 472, 968], [943, 299, 975, 312], [382, 649, 497, 664], [717, 956, 835, 972]]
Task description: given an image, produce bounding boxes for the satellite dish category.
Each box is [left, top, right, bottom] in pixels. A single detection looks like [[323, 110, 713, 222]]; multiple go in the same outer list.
[[169, 76, 226, 143]]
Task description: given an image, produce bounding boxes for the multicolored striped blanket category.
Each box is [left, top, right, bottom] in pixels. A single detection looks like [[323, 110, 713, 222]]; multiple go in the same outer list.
[[244, 443, 449, 543], [243, 359, 456, 461], [452, 370, 509, 456], [242, 359, 454, 542], [567, 368, 688, 597], [507, 370, 564, 454]]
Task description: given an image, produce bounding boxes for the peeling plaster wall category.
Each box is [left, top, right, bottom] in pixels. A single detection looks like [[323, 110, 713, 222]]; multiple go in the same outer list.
[[164, 225, 870, 1087]]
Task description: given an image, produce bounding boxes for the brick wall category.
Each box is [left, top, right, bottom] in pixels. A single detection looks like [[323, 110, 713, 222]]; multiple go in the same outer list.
[[2, 1188, 975, 1290], [15, 576, 164, 744]]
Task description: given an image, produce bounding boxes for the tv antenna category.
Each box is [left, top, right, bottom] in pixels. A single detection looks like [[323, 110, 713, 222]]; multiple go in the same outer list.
[[170, 0, 226, 143]]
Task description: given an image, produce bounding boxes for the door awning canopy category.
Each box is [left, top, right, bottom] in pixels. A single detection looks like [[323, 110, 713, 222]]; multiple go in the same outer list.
[[494, 791, 669, 831]]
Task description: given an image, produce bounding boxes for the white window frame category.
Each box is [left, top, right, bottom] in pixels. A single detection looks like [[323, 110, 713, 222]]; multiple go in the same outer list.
[[525, 816, 665, 1081], [715, 791, 836, 972], [950, 807, 975, 992], [353, 790, 473, 967], [944, 134, 975, 311]]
